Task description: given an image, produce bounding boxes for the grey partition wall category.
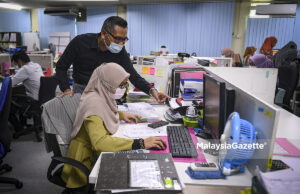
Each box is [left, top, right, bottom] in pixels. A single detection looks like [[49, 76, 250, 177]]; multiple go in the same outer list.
[[207, 71, 280, 174]]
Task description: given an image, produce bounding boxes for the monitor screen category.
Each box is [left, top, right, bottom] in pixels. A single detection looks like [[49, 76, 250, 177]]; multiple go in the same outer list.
[[203, 74, 226, 139]]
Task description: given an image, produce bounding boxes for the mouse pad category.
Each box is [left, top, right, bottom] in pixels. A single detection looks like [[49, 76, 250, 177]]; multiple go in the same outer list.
[[150, 127, 207, 163]]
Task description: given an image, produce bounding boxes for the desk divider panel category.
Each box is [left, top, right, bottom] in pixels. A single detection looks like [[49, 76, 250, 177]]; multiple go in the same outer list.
[[207, 70, 280, 174]]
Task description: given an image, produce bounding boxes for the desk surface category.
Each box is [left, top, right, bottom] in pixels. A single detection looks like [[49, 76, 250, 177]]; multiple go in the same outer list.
[[89, 105, 252, 188]]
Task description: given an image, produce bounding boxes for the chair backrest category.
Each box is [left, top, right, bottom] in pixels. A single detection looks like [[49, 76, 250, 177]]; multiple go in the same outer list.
[[273, 41, 297, 68], [39, 76, 58, 105], [278, 63, 299, 106], [0, 77, 12, 159], [41, 94, 81, 157]]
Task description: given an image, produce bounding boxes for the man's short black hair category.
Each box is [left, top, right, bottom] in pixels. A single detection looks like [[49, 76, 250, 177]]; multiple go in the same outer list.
[[11, 51, 30, 63], [101, 16, 127, 33]]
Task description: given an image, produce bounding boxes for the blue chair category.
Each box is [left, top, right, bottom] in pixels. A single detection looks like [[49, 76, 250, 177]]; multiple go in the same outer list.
[[0, 77, 23, 189]]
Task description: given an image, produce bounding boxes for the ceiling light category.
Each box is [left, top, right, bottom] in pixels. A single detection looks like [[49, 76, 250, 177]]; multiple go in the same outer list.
[[0, 3, 22, 10]]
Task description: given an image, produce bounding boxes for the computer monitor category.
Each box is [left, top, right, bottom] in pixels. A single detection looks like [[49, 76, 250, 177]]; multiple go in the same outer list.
[[203, 74, 226, 139]]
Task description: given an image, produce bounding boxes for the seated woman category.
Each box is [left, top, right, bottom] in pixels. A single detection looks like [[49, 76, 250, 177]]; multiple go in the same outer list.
[[221, 48, 235, 66], [249, 54, 275, 68], [61, 62, 166, 188], [243, 46, 257, 66], [259, 36, 277, 60]]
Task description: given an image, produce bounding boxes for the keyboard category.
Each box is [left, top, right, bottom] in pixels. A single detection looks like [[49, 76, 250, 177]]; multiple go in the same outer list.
[[167, 126, 198, 158]]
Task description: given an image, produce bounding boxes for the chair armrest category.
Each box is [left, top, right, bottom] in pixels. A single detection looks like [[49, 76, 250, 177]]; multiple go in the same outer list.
[[47, 156, 90, 187], [51, 156, 90, 178], [275, 103, 293, 113]]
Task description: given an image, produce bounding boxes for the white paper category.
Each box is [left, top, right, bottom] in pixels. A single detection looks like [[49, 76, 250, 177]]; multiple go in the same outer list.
[[257, 168, 300, 194], [130, 160, 163, 188], [123, 102, 160, 121], [123, 123, 167, 138]]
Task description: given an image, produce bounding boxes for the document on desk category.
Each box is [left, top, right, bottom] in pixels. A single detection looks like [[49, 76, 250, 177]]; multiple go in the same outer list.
[[119, 102, 160, 121], [123, 123, 167, 138], [256, 168, 300, 194]]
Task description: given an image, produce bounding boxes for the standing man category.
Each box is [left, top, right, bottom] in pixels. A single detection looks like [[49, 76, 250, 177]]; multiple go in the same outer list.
[[55, 16, 169, 103]]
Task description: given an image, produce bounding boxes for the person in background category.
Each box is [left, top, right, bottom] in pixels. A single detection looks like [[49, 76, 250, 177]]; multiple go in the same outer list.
[[61, 63, 166, 188], [9, 52, 44, 132], [55, 16, 169, 103], [221, 48, 235, 66], [243, 46, 257, 67], [159, 45, 169, 56], [249, 54, 274, 68], [260, 36, 277, 60]]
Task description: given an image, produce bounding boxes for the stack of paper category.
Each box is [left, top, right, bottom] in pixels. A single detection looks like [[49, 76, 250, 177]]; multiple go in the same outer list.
[[119, 102, 160, 121], [256, 165, 300, 194]]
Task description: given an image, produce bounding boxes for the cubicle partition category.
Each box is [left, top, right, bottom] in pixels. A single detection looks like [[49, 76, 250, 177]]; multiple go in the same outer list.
[[207, 68, 280, 173], [0, 53, 53, 74]]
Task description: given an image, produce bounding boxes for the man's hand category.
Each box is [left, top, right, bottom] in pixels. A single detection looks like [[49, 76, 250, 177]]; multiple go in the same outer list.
[[122, 112, 143, 124], [150, 89, 171, 104], [58, 89, 74, 97]]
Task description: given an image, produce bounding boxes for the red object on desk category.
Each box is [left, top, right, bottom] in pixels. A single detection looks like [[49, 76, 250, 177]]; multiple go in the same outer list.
[[43, 68, 52, 77], [150, 127, 207, 163]]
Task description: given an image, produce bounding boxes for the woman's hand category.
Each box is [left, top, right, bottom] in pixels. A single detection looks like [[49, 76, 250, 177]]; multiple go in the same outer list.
[[122, 112, 142, 123], [144, 137, 167, 150]]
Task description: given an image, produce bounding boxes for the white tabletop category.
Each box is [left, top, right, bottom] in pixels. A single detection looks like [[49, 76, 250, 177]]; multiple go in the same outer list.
[[89, 105, 252, 188]]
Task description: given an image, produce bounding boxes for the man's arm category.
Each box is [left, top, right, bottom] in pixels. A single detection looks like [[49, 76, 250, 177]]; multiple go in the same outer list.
[[55, 36, 79, 92], [120, 51, 151, 94], [11, 67, 27, 87]]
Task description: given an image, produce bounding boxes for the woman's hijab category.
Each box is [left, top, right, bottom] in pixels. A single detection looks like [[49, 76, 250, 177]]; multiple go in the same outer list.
[[249, 54, 274, 68], [221, 48, 235, 66], [71, 63, 130, 138], [260, 36, 277, 53], [244, 46, 257, 65]]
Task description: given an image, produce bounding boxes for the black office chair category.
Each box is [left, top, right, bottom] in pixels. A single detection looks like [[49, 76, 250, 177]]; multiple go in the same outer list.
[[0, 77, 23, 189], [12, 76, 59, 141], [275, 63, 300, 111], [41, 94, 92, 194]]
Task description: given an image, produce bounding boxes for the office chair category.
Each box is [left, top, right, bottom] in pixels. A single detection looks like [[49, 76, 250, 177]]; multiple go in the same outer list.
[[0, 77, 23, 189], [41, 94, 92, 194], [275, 63, 299, 111], [273, 41, 297, 68], [12, 76, 59, 142]]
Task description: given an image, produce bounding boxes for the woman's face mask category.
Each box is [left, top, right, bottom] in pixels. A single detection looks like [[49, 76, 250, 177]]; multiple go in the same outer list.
[[109, 88, 126, 99]]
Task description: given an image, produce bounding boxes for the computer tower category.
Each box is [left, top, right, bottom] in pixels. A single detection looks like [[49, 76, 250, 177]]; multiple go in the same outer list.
[[226, 88, 235, 119]]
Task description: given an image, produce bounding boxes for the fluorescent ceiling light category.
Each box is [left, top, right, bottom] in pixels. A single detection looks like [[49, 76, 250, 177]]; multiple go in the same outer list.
[[251, 3, 271, 7], [0, 3, 23, 10]]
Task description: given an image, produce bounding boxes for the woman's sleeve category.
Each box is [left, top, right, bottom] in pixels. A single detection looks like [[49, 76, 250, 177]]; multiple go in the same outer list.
[[83, 115, 133, 155], [118, 111, 124, 120]]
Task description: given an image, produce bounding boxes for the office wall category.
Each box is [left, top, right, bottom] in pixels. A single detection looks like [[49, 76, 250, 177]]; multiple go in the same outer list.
[[0, 10, 31, 44], [245, 17, 295, 51], [76, 6, 117, 35], [127, 2, 235, 57], [38, 9, 76, 49], [293, 2, 300, 48]]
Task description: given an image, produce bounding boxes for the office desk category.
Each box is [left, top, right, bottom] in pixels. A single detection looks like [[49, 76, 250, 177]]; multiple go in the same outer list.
[[89, 105, 252, 192]]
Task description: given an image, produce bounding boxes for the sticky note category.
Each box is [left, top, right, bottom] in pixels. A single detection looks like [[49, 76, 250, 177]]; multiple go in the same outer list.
[[160, 86, 163, 92], [265, 111, 272, 117], [258, 107, 264, 112], [267, 157, 272, 169], [265, 71, 269, 78], [150, 67, 155, 75], [142, 66, 150, 74], [156, 69, 164, 77]]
